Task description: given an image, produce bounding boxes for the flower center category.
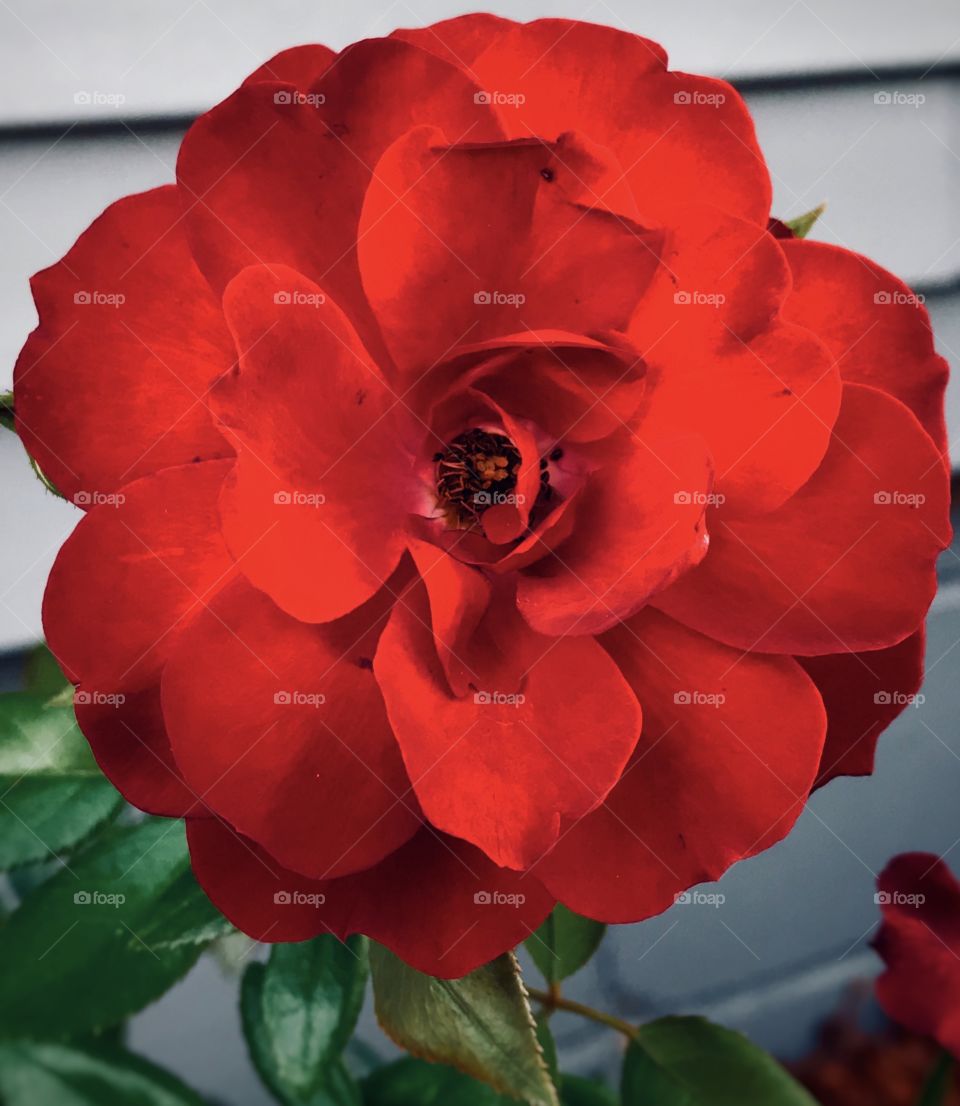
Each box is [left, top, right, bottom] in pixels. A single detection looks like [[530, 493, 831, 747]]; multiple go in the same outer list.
[[434, 428, 522, 528]]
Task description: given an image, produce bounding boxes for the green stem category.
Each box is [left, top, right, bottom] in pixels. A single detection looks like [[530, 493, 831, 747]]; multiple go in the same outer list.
[[526, 986, 638, 1041], [916, 1049, 954, 1106]]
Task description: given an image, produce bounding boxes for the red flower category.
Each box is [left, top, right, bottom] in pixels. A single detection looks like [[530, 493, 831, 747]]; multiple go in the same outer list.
[[874, 854, 960, 1056], [15, 16, 950, 977]]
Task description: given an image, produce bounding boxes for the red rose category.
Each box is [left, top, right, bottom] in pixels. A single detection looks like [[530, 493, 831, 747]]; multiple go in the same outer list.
[[874, 854, 960, 1056], [15, 16, 949, 977]]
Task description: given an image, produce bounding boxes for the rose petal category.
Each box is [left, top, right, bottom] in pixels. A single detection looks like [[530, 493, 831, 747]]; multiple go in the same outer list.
[[358, 128, 660, 373], [782, 239, 949, 457], [75, 685, 199, 817], [654, 384, 951, 654], [373, 583, 642, 870], [14, 186, 234, 504], [534, 608, 826, 921], [43, 461, 235, 694], [216, 265, 411, 623], [187, 818, 555, 977], [241, 44, 334, 89], [177, 39, 502, 359], [163, 578, 421, 879], [800, 630, 925, 787], [455, 19, 769, 223], [874, 852, 960, 1057], [516, 432, 712, 636]]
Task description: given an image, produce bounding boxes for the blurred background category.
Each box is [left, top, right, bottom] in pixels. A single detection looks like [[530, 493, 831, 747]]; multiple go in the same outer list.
[[1, 0, 959, 1101]]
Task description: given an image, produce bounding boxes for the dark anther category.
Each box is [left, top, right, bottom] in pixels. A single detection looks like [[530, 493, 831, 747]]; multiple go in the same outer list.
[[356, 656, 373, 670], [540, 167, 555, 182], [434, 427, 521, 529], [549, 447, 564, 461]]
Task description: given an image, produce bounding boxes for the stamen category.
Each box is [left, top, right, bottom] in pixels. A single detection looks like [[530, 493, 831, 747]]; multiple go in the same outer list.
[[434, 428, 521, 528]]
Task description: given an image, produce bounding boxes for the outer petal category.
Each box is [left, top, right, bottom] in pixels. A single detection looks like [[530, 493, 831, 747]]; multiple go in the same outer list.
[[782, 239, 949, 457], [654, 384, 951, 654], [800, 630, 926, 787], [14, 187, 234, 504], [358, 128, 660, 373], [43, 461, 235, 694], [627, 207, 842, 514], [516, 432, 712, 636], [241, 44, 334, 89], [373, 585, 642, 870], [454, 18, 769, 223], [187, 818, 555, 978], [534, 609, 826, 921], [392, 14, 520, 70], [75, 685, 199, 817], [874, 853, 960, 1058], [215, 265, 411, 623], [177, 39, 502, 357], [162, 579, 421, 880]]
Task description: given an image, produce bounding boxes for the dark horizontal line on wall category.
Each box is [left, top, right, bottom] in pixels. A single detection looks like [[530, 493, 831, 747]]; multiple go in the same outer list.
[[0, 60, 957, 143], [734, 59, 960, 94]]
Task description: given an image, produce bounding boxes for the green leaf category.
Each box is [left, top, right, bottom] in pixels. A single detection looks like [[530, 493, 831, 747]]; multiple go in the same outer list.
[[559, 1075, 619, 1101], [363, 1057, 511, 1105], [0, 1040, 209, 1104], [0, 692, 122, 870], [917, 1050, 954, 1106], [0, 391, 13, 434], [369, 946, 558, 1106], [559, 1075, 618, 1106], [241, 935, 369, 1104], [536, 1019, 559, 1085], [23, 643, 70, 697], [0, 818, 229, 1038], [621, 1017, 818, 1105], [785, 203, 826, 239], [527, 905, 606, 985]]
